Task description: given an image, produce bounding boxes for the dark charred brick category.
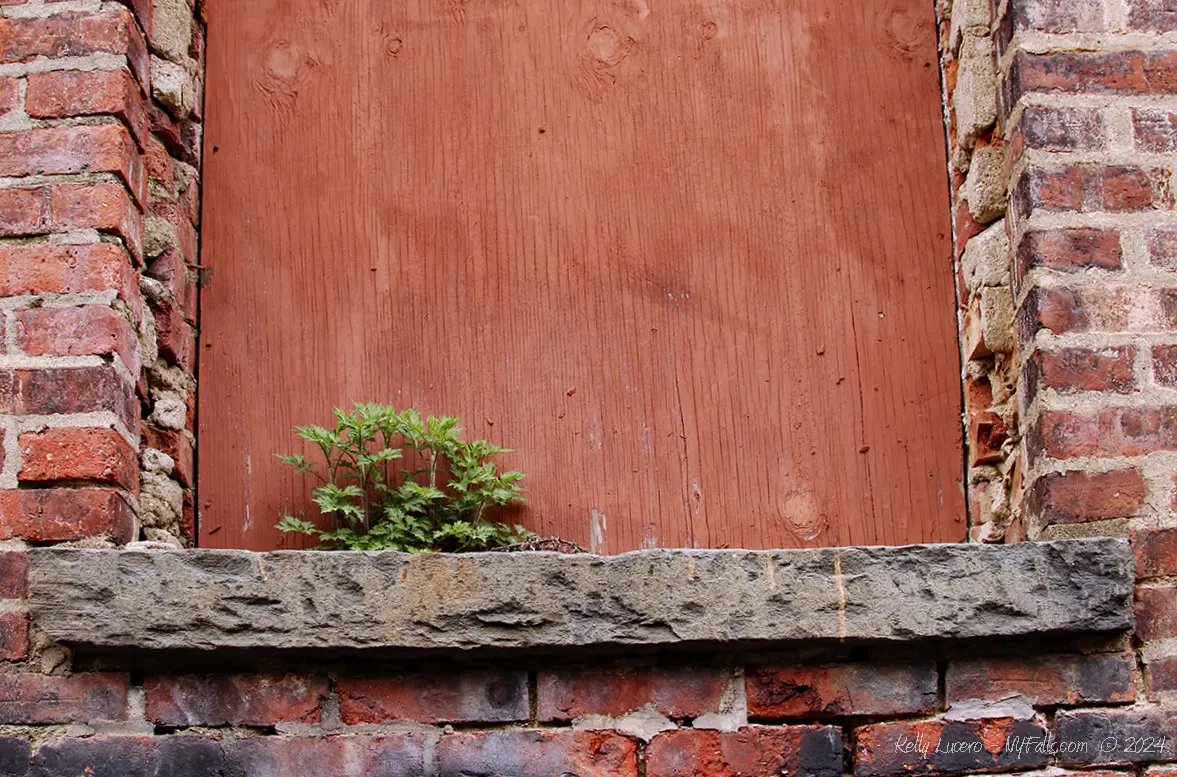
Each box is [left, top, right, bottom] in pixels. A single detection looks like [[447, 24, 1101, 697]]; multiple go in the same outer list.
[[223, 735, 425, 777], [437, 730, 638, 777], [0, 737, 28, 777], [1056, 710, 1177, 765], [30, 737, 153, 777], [948, 654, 1135, 706], [342, 670, 527, 724]]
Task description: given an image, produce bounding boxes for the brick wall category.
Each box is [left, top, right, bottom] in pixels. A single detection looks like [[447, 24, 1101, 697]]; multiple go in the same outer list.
[[0, 0, 1175, 773], [0, 0, 202, 550]]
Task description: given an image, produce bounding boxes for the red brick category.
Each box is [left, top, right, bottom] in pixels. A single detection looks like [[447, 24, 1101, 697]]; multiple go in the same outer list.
[[340, 671, 527, 725], [1155, 345, 1177, 387], [0, 77, 19, 114], [1134, 109, 1177, 152], [1145, 655, 1177, 693], [969, 411, 1009, 466], [0, 673, 127, 723], [1019, 106, 1106, 152], [1019, 287, 1177, 341], [150, 296, 194, 370], [0, 488, 135, 543], [1014, 229, 1121, 291], [0, 183, 142, 262], [855, 717, 1049, 777], [746, 663, 936, 719], [142, 424, 193, 486], [0, 244, 139, 315], [18, 427, 138, 492], [947, 654, 1135, 706], [1136, 586, 1177, 640], [145, 675, 327, 726], [147, 249, 196, 323], [12, 365, 137, 430], [1034, 407, 1177, 460], [537, 667, 728, 723], [151, 198, 198, 265], [112, 0, 151, 33], [0, 431, 4, 476], [26, 68, 147, 149], [224, 735, 424, 777], [0, 126, 144, 207], [1149, 226, 1177, 269], [648, 727, 842, 777], [0, 11, 147, 87], [1012, 0, 1106, 31], [1014, 165, 1172, 217], [437, 731, 638, 777], [15, 305, 140, 375], [144, 135, 175, 186], [955, 199, 985, 260], [0, 552, 28, 599], [1010, 50, 1177, 100], [1026, 468, 1147, 525], [964, 374, 993, 417], [1024, 346, 1135, 403], [1129, 0, 1177, 30], [1136, 527, 1177, 579], [0, 612, 27, 661]]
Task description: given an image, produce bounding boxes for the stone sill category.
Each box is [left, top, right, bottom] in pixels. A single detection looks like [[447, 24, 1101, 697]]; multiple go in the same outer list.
[[28, 538, 1133, 656]]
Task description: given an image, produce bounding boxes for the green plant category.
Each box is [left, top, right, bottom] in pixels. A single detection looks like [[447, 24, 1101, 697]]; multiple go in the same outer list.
[[275, 403, 532, 552]]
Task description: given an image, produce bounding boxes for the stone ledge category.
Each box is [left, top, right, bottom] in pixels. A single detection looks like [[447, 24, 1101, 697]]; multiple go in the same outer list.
[[28, 539, 1133, 654]]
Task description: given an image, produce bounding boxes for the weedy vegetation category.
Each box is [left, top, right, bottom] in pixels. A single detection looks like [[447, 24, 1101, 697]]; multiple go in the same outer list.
[[275, 404, 533, 551]]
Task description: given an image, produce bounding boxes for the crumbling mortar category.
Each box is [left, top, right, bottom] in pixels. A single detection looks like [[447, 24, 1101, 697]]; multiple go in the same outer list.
[[0, 53, 129, 79]]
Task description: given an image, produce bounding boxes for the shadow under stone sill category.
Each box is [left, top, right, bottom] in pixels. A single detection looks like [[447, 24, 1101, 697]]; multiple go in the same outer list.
[[27, 538, 1133, 658]]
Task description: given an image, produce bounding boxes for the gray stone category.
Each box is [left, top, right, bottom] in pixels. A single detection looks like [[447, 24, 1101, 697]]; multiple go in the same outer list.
[[961, 220, 1010, 294], [949, 0, 991, 53], [955, 35, 997, 148], [27, 539, 1133, 654], [966, 144, 1008, 224]]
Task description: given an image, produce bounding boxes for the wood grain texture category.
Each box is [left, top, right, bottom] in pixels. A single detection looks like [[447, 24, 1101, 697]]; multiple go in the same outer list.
[[199, 0, 965, 552]]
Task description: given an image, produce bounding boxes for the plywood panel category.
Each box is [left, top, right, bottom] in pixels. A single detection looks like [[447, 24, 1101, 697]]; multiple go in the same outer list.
[[198, 0, 965, 552]]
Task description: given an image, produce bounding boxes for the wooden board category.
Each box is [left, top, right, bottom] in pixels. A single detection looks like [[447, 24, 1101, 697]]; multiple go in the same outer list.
[[198, 0, 966, 552]]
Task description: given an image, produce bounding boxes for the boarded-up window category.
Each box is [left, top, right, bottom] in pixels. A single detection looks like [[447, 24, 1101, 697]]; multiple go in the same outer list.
[[198, 0, 964, 552]]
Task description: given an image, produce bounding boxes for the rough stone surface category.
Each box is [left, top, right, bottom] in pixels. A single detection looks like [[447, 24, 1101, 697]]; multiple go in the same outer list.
[[966, 145, 1007, 224], [26, 540, 1133, 653], [961, 220, 1010, 293], [955, 36, 998, 148]]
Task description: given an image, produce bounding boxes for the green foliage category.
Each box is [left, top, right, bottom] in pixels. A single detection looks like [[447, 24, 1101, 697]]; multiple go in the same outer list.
[[275, 404, 532, 552]]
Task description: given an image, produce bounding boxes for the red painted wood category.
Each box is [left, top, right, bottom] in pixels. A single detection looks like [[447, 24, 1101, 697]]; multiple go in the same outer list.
[[199, 0, 965, 552]]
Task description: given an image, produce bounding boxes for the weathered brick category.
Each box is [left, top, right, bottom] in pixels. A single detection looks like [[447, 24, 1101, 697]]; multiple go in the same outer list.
[[18, 427, 138, 492], [15, 305, 140, 375], [855, 717, 1049, 777], [1026, 469, 1146, 526], [145, 674, 327, 726], [1024, 347, 1135, 403], [341, 671, 527, 725], [1018, 106, 1106, 152], [0, 244, 139, 314], [1014, 229, 1121, 290], [0, 612, 27, 661], [1155, 345, 1177, 387], [1009, 50, 1177, 101], [537, 667, 727, 723], [1149, 226, 1177, 269], [0, 673, 126, 723], [0, 10, 148, 86], [1128, 0, 1177, 31], [0, 78, 18, 115], [148, 249, 197, 323], [1033, 407, 1177, 460], [26, 68, 147, 149], [436, 731, 637, 777], [947, 654, 1134, 706], [1134, 109, 1177, 153], [0, 126, 144, 207], [31, 736, 225, 777], [1056, 710, 1177, 765], [0, 552, 28, 599], [1012, 0, 1106, 31], [223, 735, 425, 777], [142, 424, 193, 487], [1137, 586, 1177, 641], [1014, 165, 1172, 217], [0, 488, 135, 543], [746, 663, 935, 719], [1144, 655, 1177, 694], [1137, 527, 1177, 579], [647, 727, 843, 777], [0, 184, 142, 262], [150, 296, 194, 370], [1019, 287, 1177, 341], [12, 365, 137, 430]]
